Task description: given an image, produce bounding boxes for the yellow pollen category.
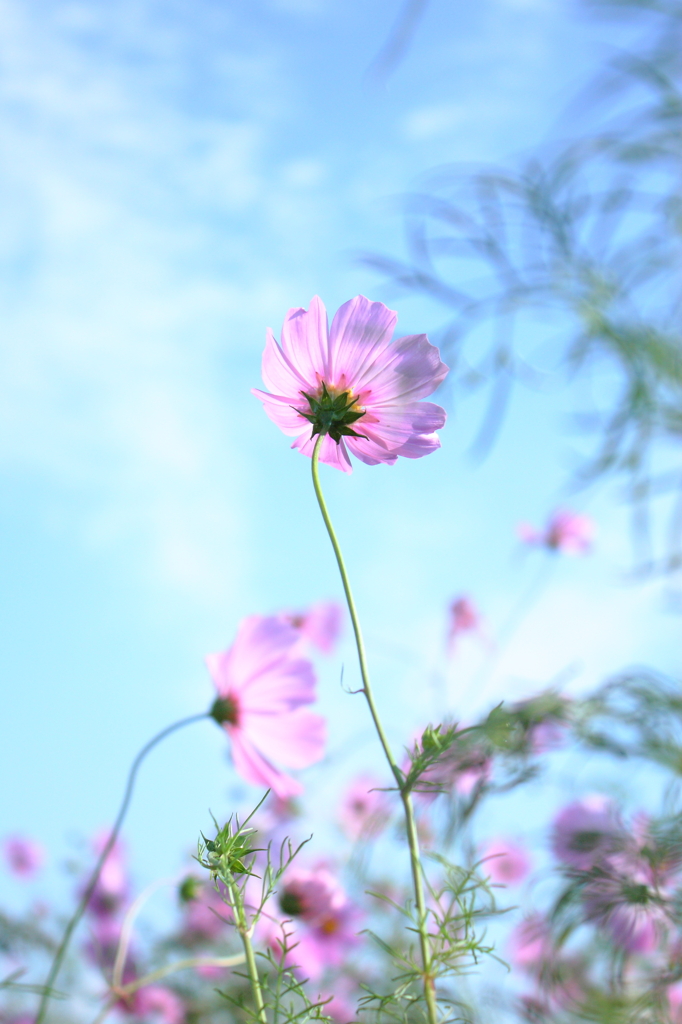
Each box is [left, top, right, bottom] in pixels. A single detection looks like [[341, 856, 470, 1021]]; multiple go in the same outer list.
[[320, 916, 339, 935]]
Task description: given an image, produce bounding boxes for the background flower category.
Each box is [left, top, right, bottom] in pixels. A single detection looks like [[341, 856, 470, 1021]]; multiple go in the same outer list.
[[207, 614, 326, 800]]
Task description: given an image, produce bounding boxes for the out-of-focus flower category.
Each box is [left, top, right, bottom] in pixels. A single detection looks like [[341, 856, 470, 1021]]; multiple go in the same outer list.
[[252, 295, 448, 473], [207, 615, 326, 800], [322, 977, 358, 1022], [338, 776, 391, 841], [179, 880, 230, 942], [551, 796, 623, 870], [481, 839, 532, 885], [415, 740, 491, 802], [87, 834, 129, 919], [282, 601, 343, 655], [667, 982, 682, 1022], [509, 915, 553, 973], [582, 866, 664, 953], [128, 986, 185, 1024], [447, 596, 484, 651], [266, 866, 361, 981], [3, 836, 44, 878], [518, 510, 594, 555]]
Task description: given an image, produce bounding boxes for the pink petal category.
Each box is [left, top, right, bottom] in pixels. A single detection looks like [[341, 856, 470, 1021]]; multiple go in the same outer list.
[[252, 390, 310, 437], [279, 296, 330, 386], [239, 657, 317, 713], [208, 616, 300, 695], [357, 333, 449, 402], [229, 730, 303, 799], [292, 431, 353, 473], [327, 296, 397, 386], [344, 434, 399, 466], [242, 708, 326, 769], [261, 328, 310, 396]]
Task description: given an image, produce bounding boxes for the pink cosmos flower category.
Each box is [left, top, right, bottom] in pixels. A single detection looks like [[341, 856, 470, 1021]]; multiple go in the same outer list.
[[207, 615, 326, 801], [518, 509, 594, 555], [3, 836, 44, 878], [180, 881, 231, 942], [447, 596, 485, 651], [282, 601, 343, 655], [582, 866, 663, 953], [86, 834, 129, 919], [551, 796, 623, 871], [252, 295, 448, 473], [481, 839, 532, 885], [265, 866, 361, 981], [338, 775, 391, 840], [667, 983, 682, 1022], [129, 986, 185, 1024], [509, 915, 553, 973]]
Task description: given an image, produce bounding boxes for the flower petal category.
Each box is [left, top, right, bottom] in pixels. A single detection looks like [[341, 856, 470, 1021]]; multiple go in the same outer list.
[[242, 708, 326, 769], [252, 390, 310, 437], [239, 657, 317, 713], [280, 296, 330, 385], [209, 616, 300, 695], [228, 729, 303, 799], [261, 329, 310, 396], [358, 334, 449, 403], [292, 431, 353, 473], [328, 296, 396, 387]]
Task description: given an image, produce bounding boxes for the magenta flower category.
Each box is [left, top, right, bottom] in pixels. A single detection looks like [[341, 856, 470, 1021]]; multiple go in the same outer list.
[[252, 295, 448, 473], [582, 866, 663, 953], [481, 839, 531, 885], [667, 983, 682, 1022], [207, 615, 326, 800], [551, 796, 623, 871], [129, 986, 185, 1024], [3, 836, 44, 878], [509, 915, 553, 973], [282, 601, 343, 655], [265, 866, 361, 981], [338, 775, 391, 840], [518, 509, 594, 555], [86, 834, 129, 919], [447, 596, 484, 651], [180, 881, 231, 942]]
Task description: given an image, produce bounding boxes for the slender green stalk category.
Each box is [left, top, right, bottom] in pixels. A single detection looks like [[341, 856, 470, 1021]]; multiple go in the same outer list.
[[310, 435, 438, 1024], [226, 875, 268, 1024], [35, 712, 208, 1024]]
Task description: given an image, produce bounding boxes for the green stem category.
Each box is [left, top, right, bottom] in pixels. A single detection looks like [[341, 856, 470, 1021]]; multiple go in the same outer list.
[[310, 435, 438, 1024], [35, 712, 208, 1024], [226, 875, 268, 1024]]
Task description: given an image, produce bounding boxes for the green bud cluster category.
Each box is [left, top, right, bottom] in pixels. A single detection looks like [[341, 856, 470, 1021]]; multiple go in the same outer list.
[[198, 818, 261, 880], [299, 382, 367, 444]]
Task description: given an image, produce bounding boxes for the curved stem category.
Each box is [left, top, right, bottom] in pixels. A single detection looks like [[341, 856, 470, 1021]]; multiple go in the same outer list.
[[36, 712, 208, 1024], [310, 436, 437, 1024]]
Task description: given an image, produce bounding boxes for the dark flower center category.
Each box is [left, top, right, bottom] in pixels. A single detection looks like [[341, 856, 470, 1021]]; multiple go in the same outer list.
[[570, 830, 604, 853], [210, 695, 240, 726], [298, 382, 367, 445], [279, 890, 305, 917], [621, 882, 651, 906]]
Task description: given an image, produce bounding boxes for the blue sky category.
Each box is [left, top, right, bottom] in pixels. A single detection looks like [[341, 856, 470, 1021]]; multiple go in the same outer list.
[[1, 0, 678, 916]]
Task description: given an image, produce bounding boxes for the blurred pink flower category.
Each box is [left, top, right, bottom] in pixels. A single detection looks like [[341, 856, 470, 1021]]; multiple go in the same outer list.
[[129, 986, 185, 1024], [282, 601, 343, 655], [667, 982, 682, 1022], [252, 295, 448, 473], [207, 615, 326, 801], [509, 915, 553, 973], [518, 510, 594, 555], [582, 866, 663, 953], [181, 881, 231, 942], [447, 596, 484, 651], [3, 836, 44, 878], [551, 796, 623, 871], [87, 834, 129, 919], [267, 866, 361, 981], [481, 839, 531, 885], [338, 776, 391, 840]]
